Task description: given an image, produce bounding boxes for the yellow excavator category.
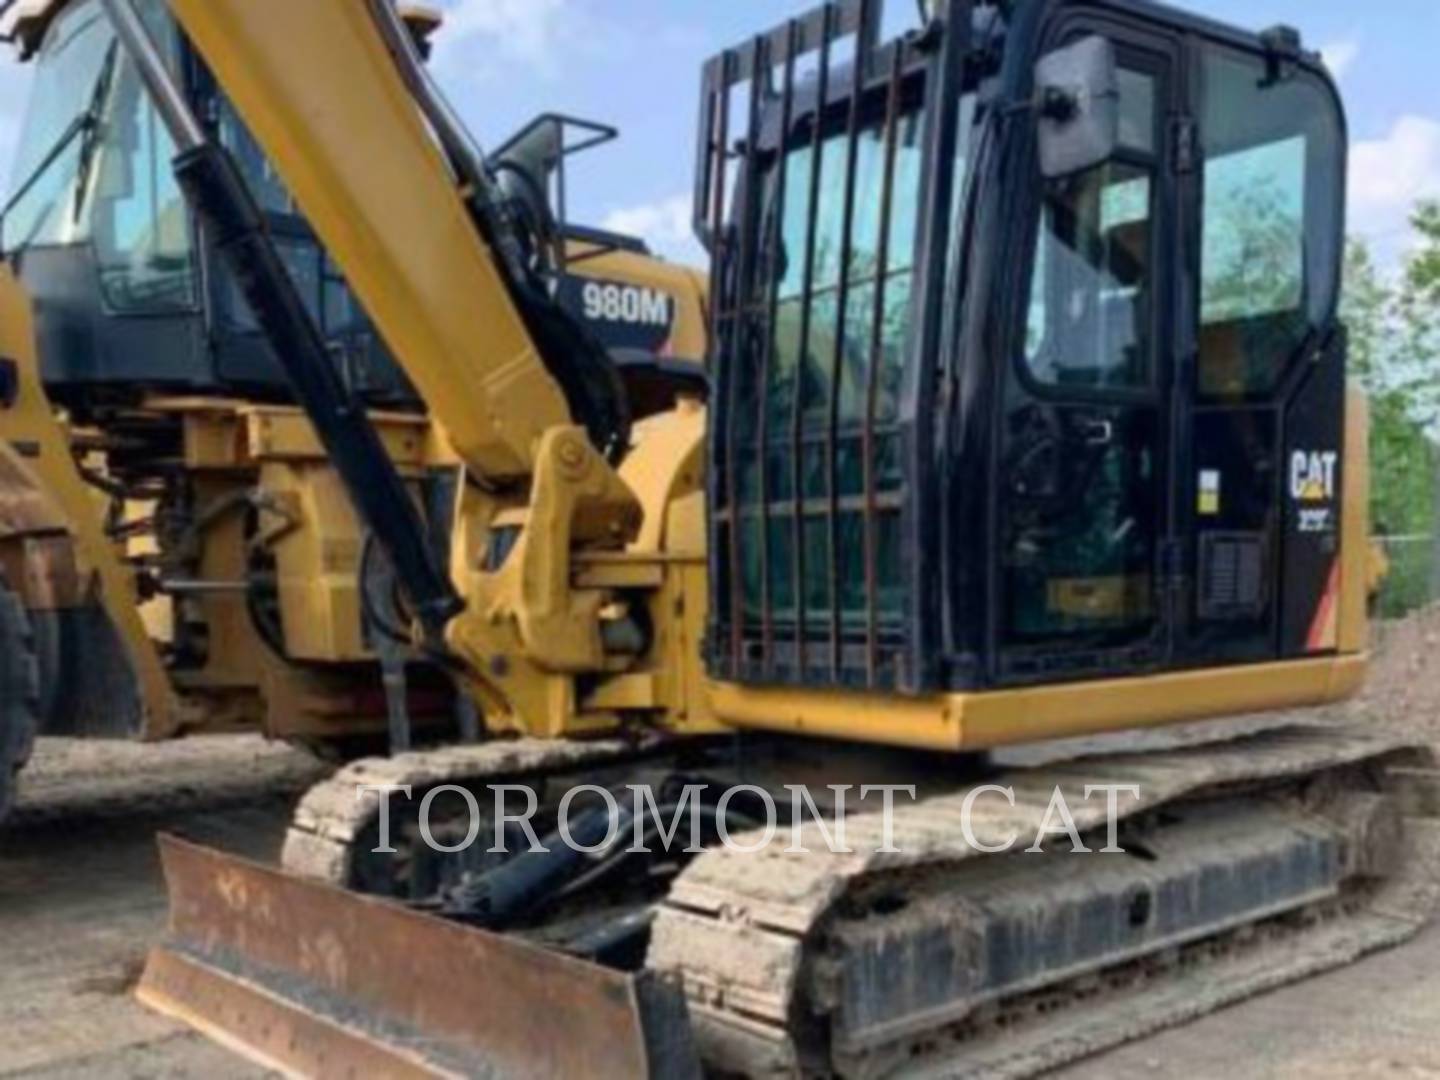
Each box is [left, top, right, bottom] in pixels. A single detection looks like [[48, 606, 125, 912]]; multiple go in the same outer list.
[[1, 0, 1436, 1077]]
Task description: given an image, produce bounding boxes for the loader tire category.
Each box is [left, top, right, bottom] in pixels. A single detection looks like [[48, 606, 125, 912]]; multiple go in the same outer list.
[[0, 582, 40, 823]]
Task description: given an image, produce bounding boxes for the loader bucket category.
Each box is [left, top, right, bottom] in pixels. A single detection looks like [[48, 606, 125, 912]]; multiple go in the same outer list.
[[137, 835, 700, 1079]]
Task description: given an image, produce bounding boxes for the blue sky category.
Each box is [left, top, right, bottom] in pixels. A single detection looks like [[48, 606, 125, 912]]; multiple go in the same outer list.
[[3, 0, 1438, 269], [418, 0, 1440, 270]]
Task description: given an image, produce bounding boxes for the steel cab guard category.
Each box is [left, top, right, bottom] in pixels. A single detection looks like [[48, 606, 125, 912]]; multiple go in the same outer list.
[[701, 0, 1358, 733]]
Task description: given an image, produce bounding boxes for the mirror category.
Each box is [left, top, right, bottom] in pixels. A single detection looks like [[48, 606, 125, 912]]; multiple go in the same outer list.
[[1034, 36, 1120, 179]]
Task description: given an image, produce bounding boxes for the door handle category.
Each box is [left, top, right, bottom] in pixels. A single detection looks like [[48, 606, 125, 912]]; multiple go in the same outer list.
[[1079, 419, 1114, 446]]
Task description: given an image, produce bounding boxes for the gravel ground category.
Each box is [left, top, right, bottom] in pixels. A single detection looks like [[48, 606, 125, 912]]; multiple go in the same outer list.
[[0, 737, 324, 1078], [1348, 608, 1440, 738], [11, 735, 328, 828], [1, 614, 1438, 1079]]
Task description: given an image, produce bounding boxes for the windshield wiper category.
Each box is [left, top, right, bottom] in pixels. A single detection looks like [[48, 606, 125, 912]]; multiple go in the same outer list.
[[0, 113, 88, 224], [0, 42, 118, 233], [71, 41, 120, 220]]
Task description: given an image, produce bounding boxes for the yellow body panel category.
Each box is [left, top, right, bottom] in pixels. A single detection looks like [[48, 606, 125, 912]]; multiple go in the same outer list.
[[0, 268, 184, 736], [712, 655, 1366, 753], [1339, 383, 1371, 654], [567, 244, 710, 364], [167, 0, 570, 480], [258, 462, 367, 662]]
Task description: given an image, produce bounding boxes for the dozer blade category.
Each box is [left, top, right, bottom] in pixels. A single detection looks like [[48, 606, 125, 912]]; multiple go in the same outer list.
[[138, 835, 699, 1079]]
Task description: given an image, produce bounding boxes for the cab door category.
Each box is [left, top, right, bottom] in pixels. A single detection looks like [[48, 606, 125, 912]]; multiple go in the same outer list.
[[1175, 41, 1349, 666], [992, 31, 1180, 684]]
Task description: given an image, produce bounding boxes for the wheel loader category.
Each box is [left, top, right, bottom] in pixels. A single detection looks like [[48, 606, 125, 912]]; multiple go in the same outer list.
[[2, 0, 1438, 1077], [0, 0, 707, 814]]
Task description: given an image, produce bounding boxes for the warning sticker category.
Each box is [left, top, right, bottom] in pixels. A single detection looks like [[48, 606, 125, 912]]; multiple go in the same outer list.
[[1198, 470, 1222, 516]]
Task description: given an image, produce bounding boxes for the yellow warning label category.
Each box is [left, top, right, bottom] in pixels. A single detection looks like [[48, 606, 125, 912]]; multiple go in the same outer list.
[[1198, 470, 1221, 516]]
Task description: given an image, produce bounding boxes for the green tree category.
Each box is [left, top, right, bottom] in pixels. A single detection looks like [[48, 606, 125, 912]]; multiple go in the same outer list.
[[1344, 238, 1431, 532], [1398, 202, 1440, 602], [1347, 210, 1440, 614], [1342, 238, 1392, 388]]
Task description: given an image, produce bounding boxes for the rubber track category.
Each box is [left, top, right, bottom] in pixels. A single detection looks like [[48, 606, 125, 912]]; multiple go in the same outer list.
[[647, 725, 1440, 1077]]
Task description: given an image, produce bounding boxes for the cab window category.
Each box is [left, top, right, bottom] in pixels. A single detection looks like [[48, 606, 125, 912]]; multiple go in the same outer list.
[[89, 19, 197, 315], [1023, 69, 1158, 392], [725, 92, 968, 642], [218, 100, 296, 217], [1001, 58, 1165, 660], [1197, 48, 1343, 400], [2, 0, 197, 313], [1, 0, 113, 252]]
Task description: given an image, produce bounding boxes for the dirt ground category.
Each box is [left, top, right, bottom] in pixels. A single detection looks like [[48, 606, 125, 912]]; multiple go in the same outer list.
[[0, 738, 323, 1078], [2, 613, 1440, 1079]]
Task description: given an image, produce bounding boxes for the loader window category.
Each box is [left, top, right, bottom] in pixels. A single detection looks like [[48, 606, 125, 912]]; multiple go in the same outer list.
[[213, 101, 373, 343], [89, 39, 197, 314], [213, 99, 322, 335], [218, 101, 296, 217], [1197, 49, 1343, 400], [1, 0, 112, 252]]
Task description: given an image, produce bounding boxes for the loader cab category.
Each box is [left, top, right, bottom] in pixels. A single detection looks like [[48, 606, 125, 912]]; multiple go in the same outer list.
[[0, 0, 417, 406], [493, 112, 712, 413], [0, 0, 704, 415], [703, 0, 1349, 699]]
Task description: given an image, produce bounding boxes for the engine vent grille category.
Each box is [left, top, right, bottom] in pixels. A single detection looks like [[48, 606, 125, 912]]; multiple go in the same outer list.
[[1198, 532, 1267, 620]]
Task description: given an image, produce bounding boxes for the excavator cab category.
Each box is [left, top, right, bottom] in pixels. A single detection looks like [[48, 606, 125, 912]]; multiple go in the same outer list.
[[703, 0, 1357, 713]]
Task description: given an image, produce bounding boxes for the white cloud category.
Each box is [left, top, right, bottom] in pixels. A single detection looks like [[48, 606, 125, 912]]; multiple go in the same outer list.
[[1349, 115, 1440, 262], [1320, 38, 1359, 80], [603, 194, 706, 266], [433, 0, 571, 82]]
